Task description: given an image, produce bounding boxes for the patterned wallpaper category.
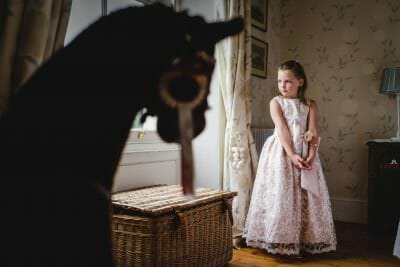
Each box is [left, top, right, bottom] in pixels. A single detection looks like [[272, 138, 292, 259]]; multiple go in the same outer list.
[[252, 0, 400, 200]]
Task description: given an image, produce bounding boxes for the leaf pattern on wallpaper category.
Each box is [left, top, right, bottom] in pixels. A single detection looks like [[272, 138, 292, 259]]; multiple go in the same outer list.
[[346, 40, 359, 59], [381, 114, 395, 135], [338, 45, 359, 68], [279, 12, 292, 30], [347, 88, 356, 98], [287, 46, 299, 60], [319, 152, 332, 173], [347, 160, 357, 172], [382, 39, 397, 59], [337, 57, 349, 69], [348, 15, 356, 27], [316, 46, 329, 64], [321, 12, 333, 32], [345, 160, 366, 198], [337, 129, 355, 142], [330, 76, 352, 93], [318, 116, 329, 133], [321, 82, 332, 103], [330, 145, 352, 163], [322, 96, 332, 104], [389, 16, 400, 23], [320, 1, 354, 32], [346, 181, 364, 198], [388, 1, 400, 23], [331, 2, 353, 20], [347, 113, 359, 128], [309, 71, 317, 82], [309, 0, 318, 14]]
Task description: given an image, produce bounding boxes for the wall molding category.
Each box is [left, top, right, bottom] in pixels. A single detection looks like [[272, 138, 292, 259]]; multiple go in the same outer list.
[[331, 197, 368, 224]]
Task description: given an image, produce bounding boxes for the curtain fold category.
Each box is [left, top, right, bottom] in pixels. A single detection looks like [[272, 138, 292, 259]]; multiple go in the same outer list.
[[216, 0, 258, 239], [0, 0, 72, 115]]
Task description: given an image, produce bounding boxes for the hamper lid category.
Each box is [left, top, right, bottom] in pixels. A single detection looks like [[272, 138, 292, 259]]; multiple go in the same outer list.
[[112, 184, 237, 217]]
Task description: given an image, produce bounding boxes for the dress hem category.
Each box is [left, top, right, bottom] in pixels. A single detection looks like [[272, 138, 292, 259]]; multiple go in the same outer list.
[[245, 240, 336, 255]]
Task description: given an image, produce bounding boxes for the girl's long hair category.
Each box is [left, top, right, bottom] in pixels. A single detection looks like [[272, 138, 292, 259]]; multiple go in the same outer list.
[[278, 60, 309, 105]]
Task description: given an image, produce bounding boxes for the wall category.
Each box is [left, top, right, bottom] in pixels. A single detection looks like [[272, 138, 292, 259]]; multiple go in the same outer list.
[[252, 0, 400, 223]]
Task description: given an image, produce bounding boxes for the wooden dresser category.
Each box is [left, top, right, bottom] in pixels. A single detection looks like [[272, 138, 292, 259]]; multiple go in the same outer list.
[[366, 140, 400, 234]]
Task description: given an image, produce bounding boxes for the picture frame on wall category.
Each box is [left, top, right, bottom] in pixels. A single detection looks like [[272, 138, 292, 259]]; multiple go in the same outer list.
[[251, 0, 268, 31], [251, 37, 268, 79]]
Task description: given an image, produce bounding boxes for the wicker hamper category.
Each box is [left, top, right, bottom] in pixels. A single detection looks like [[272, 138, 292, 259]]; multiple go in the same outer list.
[[111, 185, 237, 267]]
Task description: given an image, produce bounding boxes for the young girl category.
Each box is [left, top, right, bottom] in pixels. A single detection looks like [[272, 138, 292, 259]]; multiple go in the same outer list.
[[244, 60, 336, 257]]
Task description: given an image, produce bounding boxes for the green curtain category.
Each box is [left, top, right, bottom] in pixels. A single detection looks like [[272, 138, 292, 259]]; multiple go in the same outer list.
[[0, 0, 72, 115]]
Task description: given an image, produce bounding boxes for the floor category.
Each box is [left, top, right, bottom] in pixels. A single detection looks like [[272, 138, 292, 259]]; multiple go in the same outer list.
[[227, 222, 399, 267]]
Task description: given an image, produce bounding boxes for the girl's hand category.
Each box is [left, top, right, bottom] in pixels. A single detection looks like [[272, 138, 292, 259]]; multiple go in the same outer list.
[[304, 155, 315, 169], [289, 154, 311, 170]]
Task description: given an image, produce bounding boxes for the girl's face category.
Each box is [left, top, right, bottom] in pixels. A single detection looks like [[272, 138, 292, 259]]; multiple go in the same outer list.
[[277, 70, 304, 99]]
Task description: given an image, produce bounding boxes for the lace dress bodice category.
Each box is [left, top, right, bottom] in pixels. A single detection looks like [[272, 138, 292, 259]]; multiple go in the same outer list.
[[275, 96, 310, 156]]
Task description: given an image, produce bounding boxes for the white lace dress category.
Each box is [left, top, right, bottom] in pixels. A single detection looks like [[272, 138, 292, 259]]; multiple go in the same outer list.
[[243, 96, 336, 255]]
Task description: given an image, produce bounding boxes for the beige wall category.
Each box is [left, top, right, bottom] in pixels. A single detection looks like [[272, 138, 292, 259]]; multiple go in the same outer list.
[[252, 0, 399, 210]]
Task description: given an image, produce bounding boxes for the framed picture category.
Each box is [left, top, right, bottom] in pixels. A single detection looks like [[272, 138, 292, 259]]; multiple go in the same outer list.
[[251, 37, 268, 79], [251, 0, 268, 31]]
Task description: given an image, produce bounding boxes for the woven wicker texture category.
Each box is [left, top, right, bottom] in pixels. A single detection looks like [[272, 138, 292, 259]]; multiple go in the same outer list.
[[111, 185, 237, 267]]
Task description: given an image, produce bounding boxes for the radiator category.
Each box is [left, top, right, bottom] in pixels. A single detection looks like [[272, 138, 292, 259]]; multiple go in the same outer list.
[[251, 127, 274, 156]]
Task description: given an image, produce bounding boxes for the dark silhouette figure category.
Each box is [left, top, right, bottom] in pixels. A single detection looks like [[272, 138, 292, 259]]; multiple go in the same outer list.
[[0, 3, 242, 267]]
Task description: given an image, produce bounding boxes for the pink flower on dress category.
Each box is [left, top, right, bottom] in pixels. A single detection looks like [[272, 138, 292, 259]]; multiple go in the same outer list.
[[303, 130, 314, 142]]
